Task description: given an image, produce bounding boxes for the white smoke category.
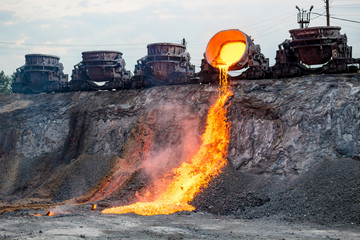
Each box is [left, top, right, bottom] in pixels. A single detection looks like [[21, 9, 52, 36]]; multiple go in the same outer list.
[[141, 106, 202, 182]]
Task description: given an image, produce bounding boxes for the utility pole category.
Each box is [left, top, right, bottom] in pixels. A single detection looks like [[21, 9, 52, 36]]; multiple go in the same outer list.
[[325, 0, 330, 26]]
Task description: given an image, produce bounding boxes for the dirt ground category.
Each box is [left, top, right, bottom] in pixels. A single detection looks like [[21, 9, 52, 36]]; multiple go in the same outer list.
[[1, 205, 360, 240], [1, 76, 360, 239], [1, 157, 359, 240]]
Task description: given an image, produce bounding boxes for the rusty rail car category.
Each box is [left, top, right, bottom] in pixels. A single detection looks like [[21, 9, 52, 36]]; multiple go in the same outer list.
[[200, 27, 359, 82], [70, 50, 131, 91], [272, 26, 360, 78], [12, 54, 68, 93], [11, 26, 360, 94], [131, 41, 197, 88]]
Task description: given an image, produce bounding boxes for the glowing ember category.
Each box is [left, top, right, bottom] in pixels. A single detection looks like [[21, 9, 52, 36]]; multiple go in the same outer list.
[[102, 39, 236, 216], [46, 211, 55, 216], [91, 204, 97, 210], [30, 214, 43, 217]]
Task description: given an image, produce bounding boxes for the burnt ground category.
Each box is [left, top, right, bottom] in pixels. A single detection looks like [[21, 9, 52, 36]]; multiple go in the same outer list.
[[1, 76, 360, 239], [1, 156, 359, 239], [93, 155, 360, 227], [192, 157, 360, 225]]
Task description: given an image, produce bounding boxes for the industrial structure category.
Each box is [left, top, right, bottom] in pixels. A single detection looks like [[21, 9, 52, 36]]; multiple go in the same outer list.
[[131, 40, 197, 88], [12, 54, 68, 93], [70, 51, 131, 91], [11, 2, 360, 94]]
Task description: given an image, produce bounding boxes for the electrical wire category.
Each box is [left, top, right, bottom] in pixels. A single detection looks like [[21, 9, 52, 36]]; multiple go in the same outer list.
[[311, 11, 326, 20], [0, 41, 181, 47], [312, 12, 360, 24]]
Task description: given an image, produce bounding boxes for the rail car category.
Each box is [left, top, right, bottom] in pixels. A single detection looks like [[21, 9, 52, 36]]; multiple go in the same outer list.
[[11, 25, 360, 94], [131, 41, 197, 88], [11, 41, 197, 93], [200, 27, 359, 82], [70, 50, 131, 91], [272, 26, 360, 78], [199, 29, 270, 84], [12, 54, 68, 93]]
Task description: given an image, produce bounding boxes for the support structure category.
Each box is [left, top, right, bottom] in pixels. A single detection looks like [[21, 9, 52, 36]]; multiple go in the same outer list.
[[296, 5, 313, 29]]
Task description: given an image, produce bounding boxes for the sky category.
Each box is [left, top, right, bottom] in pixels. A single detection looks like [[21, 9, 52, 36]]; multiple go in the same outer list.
[[0, 0, 359, 76]]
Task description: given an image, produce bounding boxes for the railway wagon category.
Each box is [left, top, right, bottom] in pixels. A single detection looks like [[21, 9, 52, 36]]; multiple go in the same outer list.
[[70, 50, 131, 91], [131, 41, 197, 88], [12, 54, 68, 93]]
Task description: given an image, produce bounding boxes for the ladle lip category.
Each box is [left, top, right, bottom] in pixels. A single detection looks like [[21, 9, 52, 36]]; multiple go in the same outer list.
[[205, 29, 250, 69]]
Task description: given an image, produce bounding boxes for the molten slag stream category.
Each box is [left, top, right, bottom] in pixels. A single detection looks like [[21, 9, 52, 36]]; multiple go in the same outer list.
[[102, 42, 241, 216]]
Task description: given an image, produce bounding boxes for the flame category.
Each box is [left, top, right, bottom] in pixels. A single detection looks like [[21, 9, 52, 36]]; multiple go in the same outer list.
[[91, 204, 97, 210], [102, 42, 235, 216], [46, 211, 55, 216]]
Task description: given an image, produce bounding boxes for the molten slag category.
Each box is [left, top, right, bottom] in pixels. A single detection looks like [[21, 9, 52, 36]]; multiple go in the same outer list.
[[102, 33, 241, 215]]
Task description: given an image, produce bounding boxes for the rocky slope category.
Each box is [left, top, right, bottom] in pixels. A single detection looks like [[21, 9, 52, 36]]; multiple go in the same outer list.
[[0, 74, 359, 224]]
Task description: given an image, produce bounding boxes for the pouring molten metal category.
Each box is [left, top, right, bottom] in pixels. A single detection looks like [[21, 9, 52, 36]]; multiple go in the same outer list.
[[206, 29, 250, 71], [102, 29, 246, 216]]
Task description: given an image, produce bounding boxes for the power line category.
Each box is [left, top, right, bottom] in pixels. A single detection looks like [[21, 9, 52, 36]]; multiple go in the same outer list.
[[244, 13, 296, 39], [331, 16, 360, 24], [312, 12, 360, 24], [311, 11, 326, 21], [330, 19, 360, 30], [331, 3, 360, 8], [0, 41, 182, 47], [332, 6, 360, 8]]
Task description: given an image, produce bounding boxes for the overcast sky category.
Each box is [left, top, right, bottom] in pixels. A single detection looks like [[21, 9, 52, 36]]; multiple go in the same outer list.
[[1, 0, 359, 76]]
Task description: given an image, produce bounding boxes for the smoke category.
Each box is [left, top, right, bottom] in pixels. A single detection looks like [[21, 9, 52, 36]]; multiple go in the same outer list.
[[48, 204, 76, 215], [141, 105, 202, 184]]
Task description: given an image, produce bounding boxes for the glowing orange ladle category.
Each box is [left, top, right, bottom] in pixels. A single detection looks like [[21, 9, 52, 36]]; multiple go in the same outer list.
[[205, 29, 252, 70]]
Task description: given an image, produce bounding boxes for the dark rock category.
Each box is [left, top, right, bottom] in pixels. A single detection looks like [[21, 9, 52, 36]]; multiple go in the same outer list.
[[0, 74, 359, 225]]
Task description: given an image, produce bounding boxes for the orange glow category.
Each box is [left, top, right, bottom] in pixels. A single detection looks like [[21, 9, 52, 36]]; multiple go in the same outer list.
[[91, 204, 97, 210], [31, 214, 43, 217], [213, 42, 246, 68], [206, 29, 249, 70], [46, 211, 55, 216], [102, 89, 231, 215], [102, 39, 234, 216]]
